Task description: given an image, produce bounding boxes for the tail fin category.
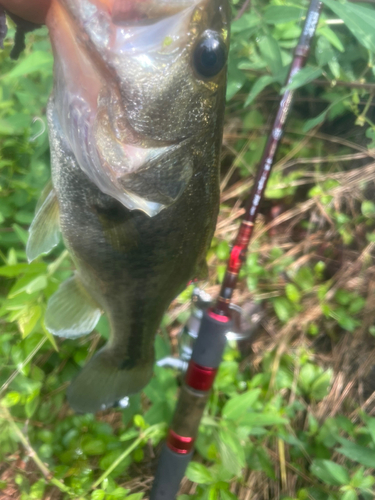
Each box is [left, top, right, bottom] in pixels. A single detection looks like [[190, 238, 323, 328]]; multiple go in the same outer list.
[[67, 346, 153, 413]]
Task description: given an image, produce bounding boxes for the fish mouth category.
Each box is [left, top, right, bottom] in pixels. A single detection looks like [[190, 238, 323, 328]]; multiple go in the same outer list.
[[62, 0, 203, 25], [110, 0, 202, 26], [60, 0, 208, 55]]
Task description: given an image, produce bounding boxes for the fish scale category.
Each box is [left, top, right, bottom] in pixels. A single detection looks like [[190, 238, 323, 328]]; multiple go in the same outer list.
[[27, 0, 230, 413]]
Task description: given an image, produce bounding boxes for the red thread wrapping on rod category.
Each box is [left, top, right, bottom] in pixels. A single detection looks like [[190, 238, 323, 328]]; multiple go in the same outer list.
[[166, 430, 194, 454], [185, 361, 218, 392], [208, 310, 231, 322], [228, 244, 243, 273]]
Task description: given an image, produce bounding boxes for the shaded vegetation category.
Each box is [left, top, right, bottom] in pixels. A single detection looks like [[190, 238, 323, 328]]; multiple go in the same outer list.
[[1, 1, 375, 499]]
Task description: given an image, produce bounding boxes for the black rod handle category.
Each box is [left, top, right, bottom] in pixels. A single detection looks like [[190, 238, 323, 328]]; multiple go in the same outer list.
[[150, 446, 193, 500]]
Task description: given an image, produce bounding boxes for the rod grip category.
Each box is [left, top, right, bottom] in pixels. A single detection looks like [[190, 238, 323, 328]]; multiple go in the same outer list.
[[191, 310, 232, 368], [150, 445, 193, 500]]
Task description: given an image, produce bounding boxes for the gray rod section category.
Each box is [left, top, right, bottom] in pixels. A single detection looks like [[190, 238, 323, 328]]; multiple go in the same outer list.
[[191, 311, 232, 368], [150, 446, 193, 500]]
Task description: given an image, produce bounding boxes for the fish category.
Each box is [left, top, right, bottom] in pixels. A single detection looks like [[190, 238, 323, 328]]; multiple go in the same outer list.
[[27, 0, 231, 413]]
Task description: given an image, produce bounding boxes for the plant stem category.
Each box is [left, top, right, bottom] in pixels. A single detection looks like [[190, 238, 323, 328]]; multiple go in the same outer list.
[[0, 405, 71, 494], [0, 337, 46, 396], [91, 424, 165, 490]]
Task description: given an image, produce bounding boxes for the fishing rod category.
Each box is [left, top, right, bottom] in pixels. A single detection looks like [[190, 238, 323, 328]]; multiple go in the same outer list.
[[150, 1, 323, 498]]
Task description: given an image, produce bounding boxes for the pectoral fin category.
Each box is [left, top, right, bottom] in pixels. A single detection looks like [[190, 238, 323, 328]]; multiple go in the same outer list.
[[45, 274, 102, 338], [26, 186, 61, 262]]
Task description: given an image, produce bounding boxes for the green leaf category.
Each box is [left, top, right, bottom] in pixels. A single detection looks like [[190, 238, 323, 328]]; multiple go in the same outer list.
[[258, 36, 283, 78], [119, 430, 139, 442], [12, 224, 29, 245], [231, 13, 258, 34], [25, 395, 39, 418], [321, 0, 375, 53], [222, 389, 261, 420], [257, 447, 276, 480], [335, 289, 352, 306], [29, 479, 46, 499], [264, 6, 303, 24], [220, 491, 238, 500], [273, 297, 295, 323], [3, 52, 53, 80], [283, 67, 323, 92], [186, 462, 215, 485], [299, 363, 319, 393], [9, 275, 48, 298], [218, 428, 246, 476], [18, 305, 42, 338], [42, 324, 59, 352], [348, 297, 365, 315], [319, 25, 345, 52], [125, 494, 144, 500], [303, 95, 350, 133], [310, 369, 333, 401], [294, 267, 315, 291], [216, 241, 230, 261], [91, 491, 106, 500], [107, 488, 132, 500], [350, 466, 374, 489], [226, 58, 247, 101], [1, 391, 21, 407], [241, 412, 288, 427], [81, 437, 107, 456], [285, 284, 301, 304], [0, 263, 47, 277], [99, 450, 131, 479], [0, 119, 24, 136], [245, 75, 277, 106], [336, 438, 375, 468], [330, 308, 359, 332], [311, 459, 350, 486], [364, 417, 375, 444], [303, 108, 329, 133], [361, 200, 375, 218], [341, 490, 357, 500]]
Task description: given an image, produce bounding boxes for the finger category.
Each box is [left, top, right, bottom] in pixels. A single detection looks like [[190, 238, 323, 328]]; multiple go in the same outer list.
[[0, 0, 51, 24]]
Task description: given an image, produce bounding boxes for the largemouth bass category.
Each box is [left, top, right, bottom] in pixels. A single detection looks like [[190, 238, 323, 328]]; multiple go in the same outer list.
[[27, 0, 230, 413]]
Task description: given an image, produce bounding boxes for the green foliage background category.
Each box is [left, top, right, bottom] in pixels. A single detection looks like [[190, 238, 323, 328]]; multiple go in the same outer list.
[[1, 1, 375, 499]]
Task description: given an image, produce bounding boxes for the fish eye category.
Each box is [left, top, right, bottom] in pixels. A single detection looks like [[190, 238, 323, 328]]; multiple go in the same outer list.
[[193, 31, 227, 79]]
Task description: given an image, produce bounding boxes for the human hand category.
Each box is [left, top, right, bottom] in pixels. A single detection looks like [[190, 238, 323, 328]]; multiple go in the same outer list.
[[0, 0, 51, 24]]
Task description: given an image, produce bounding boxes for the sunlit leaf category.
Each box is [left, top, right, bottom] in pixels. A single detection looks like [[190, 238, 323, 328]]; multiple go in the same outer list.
[[322, 0, 375, 53], [283, 67, 323, 92], [186, 462, 215, 485], [222, 389, 261, 420], [310, 459, 350, 486], [336, 438, 375, 468], [3, 51, 53, 80]]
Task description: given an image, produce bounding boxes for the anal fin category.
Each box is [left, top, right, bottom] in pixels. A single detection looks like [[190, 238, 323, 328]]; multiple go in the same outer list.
[[26, 186, 61, 262], [45, 274, 102, 338]]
